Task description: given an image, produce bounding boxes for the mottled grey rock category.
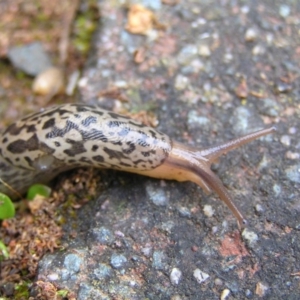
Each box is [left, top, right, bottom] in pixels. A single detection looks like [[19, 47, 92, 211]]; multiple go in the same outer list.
[[7, 42, 52, 76]]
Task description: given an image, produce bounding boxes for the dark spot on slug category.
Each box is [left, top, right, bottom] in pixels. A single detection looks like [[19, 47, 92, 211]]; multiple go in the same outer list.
[[75, 106, 89, 113], [42, 118, 55, 130], [149, 129, 158, 138], [4, 123, 23, 136], [24, 156, 33, 166], [27, 125, 36, 133], [141, 151, 151, 157], [108, 112, 129, 119], [92, 145, 98, 151], [7, 134, 39, 154], [2, 137, 8, 143], [128, 120, 145, 128], [93, 155, 104, 162], [112, 141, 122, 146], [103, 147, 127, 160], [54, 141, 61, 147], [63, 141, 87, 157], [123, 142, 136, 154], [120, 161, 132, 167], [107, 120, 122, 128], [79, 157, 91, 163]]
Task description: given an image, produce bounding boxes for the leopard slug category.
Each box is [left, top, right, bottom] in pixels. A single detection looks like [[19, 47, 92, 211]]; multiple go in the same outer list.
[[0, 103, 275, 226]]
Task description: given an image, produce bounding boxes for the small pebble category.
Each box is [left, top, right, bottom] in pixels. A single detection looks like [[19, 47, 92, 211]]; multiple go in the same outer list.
[[198, 44, 211, 57], [255, 204, 264, 214], [91, 226, 114, 245], [64, 253, 83, 274], [285, 165, 300, 183], [255, 282, 269, 297], [93, 263, 113, 279], [223, 52, 233, 63], [174, 74, 190, 90], [32, 67, 64, 97], [220, 288, 231, 300], [252, 44, 265, 55], [141, 246, 152, 257], [187, 110, 210, 130], [286, 151, 300, 160], [177, 44, 198, 65], [146, 183, 169, 206], [203, 205, 215, 217], [244, 28, 258, 42], [242, 228, 258, 247], [214, 278, 223, 286], [170, 295, 182, 300], [47, 273, 59, 281], [258, 98, 281, 117], [177, 206, 191, 218], [193, 268, 209, 284], [110, 253, 127, 269], [152, 250, 167, 270], [288, 127, 297, 134], [170, 268, 182, 285], [274, 81, 292, 93], [280, 135, 291, 147], [279, 4, 290, 18], [273, 184, 281, 196]]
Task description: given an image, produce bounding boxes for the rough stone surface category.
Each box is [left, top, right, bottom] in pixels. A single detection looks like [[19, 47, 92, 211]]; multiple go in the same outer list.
[[33, 0, 300, 299]]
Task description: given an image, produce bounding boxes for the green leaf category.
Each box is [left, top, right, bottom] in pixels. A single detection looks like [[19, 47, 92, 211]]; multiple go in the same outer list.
[[26, 184, 52, 200], [0, 193, 15, 219], [0, 240, 9, 260]]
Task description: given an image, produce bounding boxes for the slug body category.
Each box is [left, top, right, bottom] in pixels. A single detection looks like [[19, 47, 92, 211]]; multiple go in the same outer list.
[[0, 104, 275, 226]]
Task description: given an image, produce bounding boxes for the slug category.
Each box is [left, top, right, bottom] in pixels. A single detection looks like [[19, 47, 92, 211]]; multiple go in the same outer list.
[[0, 104, 275, 226]]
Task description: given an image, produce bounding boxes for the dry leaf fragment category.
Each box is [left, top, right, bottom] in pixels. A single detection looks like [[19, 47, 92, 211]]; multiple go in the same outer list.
[[126, 4, 165, 35]]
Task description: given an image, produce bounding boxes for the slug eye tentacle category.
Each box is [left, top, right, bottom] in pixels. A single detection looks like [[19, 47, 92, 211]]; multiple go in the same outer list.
[[199, 127, 276, 163], [164, 127, 276, 227]]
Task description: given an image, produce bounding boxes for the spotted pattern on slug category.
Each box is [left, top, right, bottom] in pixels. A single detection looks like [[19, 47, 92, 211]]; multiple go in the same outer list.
[[0, 104, 172, 196]]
